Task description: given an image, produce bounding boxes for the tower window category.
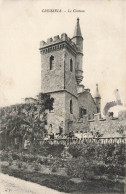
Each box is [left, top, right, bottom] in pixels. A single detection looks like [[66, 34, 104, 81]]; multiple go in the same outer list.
[[88, 114, 91, 120], [70, 99, 73, 114], [50, 56, 54, 70], [70, 59, 73, 72], [84, 109, 87, 115], [79, 107, 87, 118]]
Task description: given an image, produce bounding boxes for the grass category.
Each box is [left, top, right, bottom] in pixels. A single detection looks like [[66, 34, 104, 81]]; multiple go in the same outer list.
[[1, 165, 125, 193]]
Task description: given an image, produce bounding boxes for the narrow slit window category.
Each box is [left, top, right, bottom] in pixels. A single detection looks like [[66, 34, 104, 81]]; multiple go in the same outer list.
[[50, 56, 54, 70], [70, 99, 73, 114], [70, 59, 73, 72]]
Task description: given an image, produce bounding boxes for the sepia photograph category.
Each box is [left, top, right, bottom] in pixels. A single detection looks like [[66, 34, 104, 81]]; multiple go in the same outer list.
[[0, 0, 126, 193]]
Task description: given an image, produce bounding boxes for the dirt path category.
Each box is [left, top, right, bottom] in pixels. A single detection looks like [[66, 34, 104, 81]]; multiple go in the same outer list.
[[0, 173, 68, 194]]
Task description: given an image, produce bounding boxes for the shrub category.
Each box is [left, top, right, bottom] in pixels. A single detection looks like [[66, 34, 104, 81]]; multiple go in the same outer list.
[[51, 166, 57, 173], [38, 144, 65, 157], [0, 142, 125, 181], [12, 152, 19, 160], [16, 159, 22, 168], [32, 161, 41, 171], [0, 151, 8, 161], [23, 154, 36, 163], [93, 164, 106, 176], [67, 143, 126, 180], [66, 157, 95, 180], [68, 144, 82, 158]]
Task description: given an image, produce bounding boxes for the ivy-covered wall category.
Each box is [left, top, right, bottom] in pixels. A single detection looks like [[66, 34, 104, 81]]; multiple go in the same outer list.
[[0, 93, 54, 150]]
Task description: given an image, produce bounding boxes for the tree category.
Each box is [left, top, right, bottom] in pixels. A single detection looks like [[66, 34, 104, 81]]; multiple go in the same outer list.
[[0, 93, 54, 151]]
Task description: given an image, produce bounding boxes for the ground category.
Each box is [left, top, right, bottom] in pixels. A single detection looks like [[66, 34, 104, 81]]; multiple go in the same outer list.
[[0, 144, 125, 193], [0, 173, 67, 194]]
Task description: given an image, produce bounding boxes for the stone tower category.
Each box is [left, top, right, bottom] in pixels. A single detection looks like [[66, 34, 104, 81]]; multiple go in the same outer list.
[[71, 18, 83, 86], [39, 18, 84, 133], [94, 84, 101, 113]]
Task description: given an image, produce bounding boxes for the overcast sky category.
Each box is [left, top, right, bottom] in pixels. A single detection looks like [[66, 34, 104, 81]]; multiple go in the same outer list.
[[0, 0, 126, 112]]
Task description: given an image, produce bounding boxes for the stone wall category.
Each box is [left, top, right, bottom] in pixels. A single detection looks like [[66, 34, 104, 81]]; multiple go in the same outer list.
[[64, 49, 77, 96], [40, 36, 79, 132], [46, 91, 79, 134], [69, 111, 126, 135], [41, 46, 78, 97], [69, 116, 90, 133], [46, 92, 66, 134], [78, 90, 97, 119], [90, 111, 126, 135], [65, 92, 78, 132], [41, 49, 65, 93]]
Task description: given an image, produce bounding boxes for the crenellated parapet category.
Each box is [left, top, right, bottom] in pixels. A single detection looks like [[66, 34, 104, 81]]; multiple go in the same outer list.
[[40, 18, 84, 92], [40, 18, 84, 86], [39, 33, 79, 55], [68, 110, 126, 137], [79, 111, 126, 123]]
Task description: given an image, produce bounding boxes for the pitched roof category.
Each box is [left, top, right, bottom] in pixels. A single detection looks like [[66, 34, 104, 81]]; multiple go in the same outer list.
[[78, 90, 96, 105]]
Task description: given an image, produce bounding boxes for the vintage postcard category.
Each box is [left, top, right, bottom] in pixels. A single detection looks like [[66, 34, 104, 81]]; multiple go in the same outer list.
[[0, 0, 126, 193]]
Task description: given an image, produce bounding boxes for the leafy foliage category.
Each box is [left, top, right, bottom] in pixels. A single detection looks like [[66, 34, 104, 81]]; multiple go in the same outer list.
[[0, 93, 54, 150], [66, 143, 126, 179], [38, 144, 65, 157], [117, 125, 126, 136]]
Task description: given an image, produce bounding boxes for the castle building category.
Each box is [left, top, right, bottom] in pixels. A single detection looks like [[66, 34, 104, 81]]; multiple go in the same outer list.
[[39, 18, 101, 134]]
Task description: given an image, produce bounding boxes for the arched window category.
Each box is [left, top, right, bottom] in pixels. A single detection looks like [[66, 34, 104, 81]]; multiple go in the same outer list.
[[50, 56, 54, 70], [70, 59, 73, 72], [70, 99, 73, 114]]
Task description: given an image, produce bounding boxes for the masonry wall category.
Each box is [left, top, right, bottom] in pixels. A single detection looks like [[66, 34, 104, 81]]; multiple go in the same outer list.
[[90, 111, 126, 135], [46, 92, 66, 134], [65, 92, 79, 132], [46, 91, 79, 134], [41, 44, 79, 133], [69, 116, 90, 133], [64, 49, 77, 96], [69, 111, 126, 135], [78, 91, 97, 119], [41, 49, 65, 93]]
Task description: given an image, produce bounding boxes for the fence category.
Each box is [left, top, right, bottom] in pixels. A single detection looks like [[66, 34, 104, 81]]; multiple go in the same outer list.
[[38, 137, 126, 146]]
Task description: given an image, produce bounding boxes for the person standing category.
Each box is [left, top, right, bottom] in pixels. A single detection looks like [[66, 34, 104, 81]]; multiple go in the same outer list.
[[48, 124, 54, 139], [48, 124, 53, 133], [59, 121, 63, 136]]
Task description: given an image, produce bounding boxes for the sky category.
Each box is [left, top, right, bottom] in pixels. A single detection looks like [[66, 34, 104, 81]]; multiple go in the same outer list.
[[0, 0, 126, 113]]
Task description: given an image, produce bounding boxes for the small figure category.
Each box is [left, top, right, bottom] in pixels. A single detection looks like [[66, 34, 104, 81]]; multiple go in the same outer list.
[[59, 121, 63, 136], [48, 124, 53, 133], [50, 131, 54, 139], [69, 131, 74, 139]]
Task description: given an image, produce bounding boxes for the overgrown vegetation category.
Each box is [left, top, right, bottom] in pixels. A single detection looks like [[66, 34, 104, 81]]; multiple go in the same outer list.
[[0, 93, 54, 150], [1, 143, 125, 180], [0, 142, 125, 193], [1, 166, 124, 193], [0, 93, 125, 193], [67, 143, 125, 180]]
